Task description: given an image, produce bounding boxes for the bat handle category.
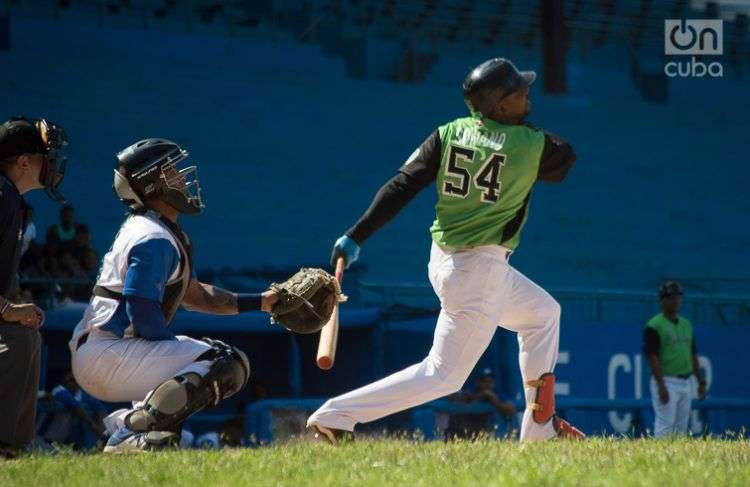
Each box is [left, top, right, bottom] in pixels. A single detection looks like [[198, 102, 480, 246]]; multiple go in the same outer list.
[[334, 256, 345, 283]]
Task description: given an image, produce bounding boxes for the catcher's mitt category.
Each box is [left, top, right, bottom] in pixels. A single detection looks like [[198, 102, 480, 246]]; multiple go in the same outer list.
[[269, 268, 344, 334]]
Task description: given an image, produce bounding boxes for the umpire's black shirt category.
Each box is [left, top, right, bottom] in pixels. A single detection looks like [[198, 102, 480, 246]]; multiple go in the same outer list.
[[0, 172, 24, 298]]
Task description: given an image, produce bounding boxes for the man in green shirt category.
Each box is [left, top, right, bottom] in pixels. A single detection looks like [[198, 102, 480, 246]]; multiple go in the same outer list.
[[307, 58, 583, 442], [643, 281, 707, 437]]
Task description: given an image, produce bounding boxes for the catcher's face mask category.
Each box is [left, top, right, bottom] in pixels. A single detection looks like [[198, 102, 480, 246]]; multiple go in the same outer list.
[[37, 119, 69, 203], [159, 147, 204, 215]]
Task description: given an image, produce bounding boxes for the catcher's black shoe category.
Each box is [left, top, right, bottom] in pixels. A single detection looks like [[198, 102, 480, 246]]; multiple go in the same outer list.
[[308, 423, 354, 445]]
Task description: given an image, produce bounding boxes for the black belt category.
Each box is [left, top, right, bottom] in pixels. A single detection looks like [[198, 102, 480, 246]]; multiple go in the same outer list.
[[672, 373, 692, 379], [76, 333, 89, 350], [92, 285, 123, 301]]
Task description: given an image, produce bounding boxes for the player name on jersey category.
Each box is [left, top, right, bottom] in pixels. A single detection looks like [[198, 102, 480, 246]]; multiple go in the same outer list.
[[455, 126, 507, 151]]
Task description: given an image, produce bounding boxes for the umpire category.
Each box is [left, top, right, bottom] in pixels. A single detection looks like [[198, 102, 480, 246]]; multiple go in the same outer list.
[[0, 117, 69, 458], [643, 281, 707, 438]]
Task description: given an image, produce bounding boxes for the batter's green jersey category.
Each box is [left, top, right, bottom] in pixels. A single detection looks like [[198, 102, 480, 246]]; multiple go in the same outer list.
[[645, 314, 694, 377], [430, 117, 550, 249], [344, 115, 575, 250]]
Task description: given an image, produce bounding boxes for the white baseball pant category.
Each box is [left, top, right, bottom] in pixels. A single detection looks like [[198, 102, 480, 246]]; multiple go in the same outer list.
[[308, 242, 561, 441], [70, 333, 213, 434], [650, 376, 692, 437]]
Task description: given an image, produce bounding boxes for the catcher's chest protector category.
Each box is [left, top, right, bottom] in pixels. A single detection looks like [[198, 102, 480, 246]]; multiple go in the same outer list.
[[157, 216, 193, 323], [85, 211, 192, 336]]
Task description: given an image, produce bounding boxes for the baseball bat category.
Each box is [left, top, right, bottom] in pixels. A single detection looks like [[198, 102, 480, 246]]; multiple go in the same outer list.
[[316, 256, 345, 370]]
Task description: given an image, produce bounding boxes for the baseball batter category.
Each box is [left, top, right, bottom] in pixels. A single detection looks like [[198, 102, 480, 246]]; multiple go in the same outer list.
[[69, 138, 286, 453], [308, 58, 584, 442]]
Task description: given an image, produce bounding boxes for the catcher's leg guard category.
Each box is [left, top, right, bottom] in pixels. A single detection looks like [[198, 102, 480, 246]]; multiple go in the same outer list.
[[526, 372, 556, 424], [125, 341, 250, 432]]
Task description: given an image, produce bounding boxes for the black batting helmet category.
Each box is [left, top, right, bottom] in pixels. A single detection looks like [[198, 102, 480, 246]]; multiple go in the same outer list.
[[113, 138, 204, 215], [463, 58, 536, 118], [659, 281, 684, 299]]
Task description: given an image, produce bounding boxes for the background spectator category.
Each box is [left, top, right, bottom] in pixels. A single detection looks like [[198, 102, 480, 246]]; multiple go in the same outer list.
[[40, 242, 63, 278], [194, 418, 245, 449], [21, 203, 36, 256], [82, 249, 100, 281], [21, 215, 98, 304], [45, 205, 77, 255], [70, 224, 95, 267], [60, 251, 86, 279], [444, 369, 517, 440], [36, 372, 106, 450], [644, 282, 707, 438], [59, 250, 89, 301]]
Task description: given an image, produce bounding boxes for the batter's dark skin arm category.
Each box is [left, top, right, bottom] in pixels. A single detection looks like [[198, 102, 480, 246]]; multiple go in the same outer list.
[[70, 404, 105, 436], [646, 354, 669, 404], [645, 354, 666, 386], [472, 390, 517, 416], [182, 278, 277, 314], [346, 130, 441, 244], [692, 338, 707, 399], [528, 125, 577, 183], [643, 327, 669, 404], [692, 354, 701, 379]]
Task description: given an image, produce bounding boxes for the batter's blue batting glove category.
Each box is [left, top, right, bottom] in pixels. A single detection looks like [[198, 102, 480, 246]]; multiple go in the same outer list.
[[330, 235, 360, 269]]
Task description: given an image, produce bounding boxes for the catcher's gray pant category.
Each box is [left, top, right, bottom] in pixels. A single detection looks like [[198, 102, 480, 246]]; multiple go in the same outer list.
[[308, 242, 560, 441], [651, 376, 693, 437]]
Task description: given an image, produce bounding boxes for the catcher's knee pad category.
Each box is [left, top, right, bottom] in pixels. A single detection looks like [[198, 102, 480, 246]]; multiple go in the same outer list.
[[125, 340, 250, 433], [526, 372, 556, 424], [197, 338, 251, 401]]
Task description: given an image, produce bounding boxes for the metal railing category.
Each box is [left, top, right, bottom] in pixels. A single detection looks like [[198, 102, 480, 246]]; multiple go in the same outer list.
[[359, 281, 750, 326], [18, 272, 750, 325], [18, 276, 94, 309]]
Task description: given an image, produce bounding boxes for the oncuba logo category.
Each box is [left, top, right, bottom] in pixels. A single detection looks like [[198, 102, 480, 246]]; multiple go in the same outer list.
[[664, 20, 723, 78]]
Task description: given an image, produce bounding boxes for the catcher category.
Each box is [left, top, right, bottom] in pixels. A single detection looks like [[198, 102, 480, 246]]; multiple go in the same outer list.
[[69, 138, 339, 453]]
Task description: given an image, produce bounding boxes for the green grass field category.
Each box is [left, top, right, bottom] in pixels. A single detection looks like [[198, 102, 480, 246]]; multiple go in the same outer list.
[[2, 437, 748, 486]]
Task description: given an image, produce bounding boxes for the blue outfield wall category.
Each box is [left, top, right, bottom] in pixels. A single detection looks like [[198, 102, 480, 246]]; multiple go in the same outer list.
[[381, 316, 750, 435], [551, 321, 750, 435], [42, 304, 749, 436]]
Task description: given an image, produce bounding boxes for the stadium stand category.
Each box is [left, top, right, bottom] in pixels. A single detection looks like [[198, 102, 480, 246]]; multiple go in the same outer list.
[[2, 0, 748, 443]]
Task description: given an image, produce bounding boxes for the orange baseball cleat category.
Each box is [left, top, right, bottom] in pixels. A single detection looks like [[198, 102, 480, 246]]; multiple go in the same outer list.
[[553, 416, 586, 439]]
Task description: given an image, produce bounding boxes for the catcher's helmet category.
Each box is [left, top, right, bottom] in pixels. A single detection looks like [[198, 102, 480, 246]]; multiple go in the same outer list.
[[114, 138, 204, 214], [462, 58, 536, 118]]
